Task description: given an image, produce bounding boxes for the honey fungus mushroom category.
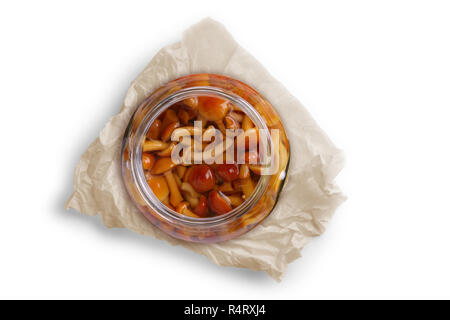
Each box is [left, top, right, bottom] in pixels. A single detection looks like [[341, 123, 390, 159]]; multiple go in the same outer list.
[[141, 95, 263, 218], [122, 74, 290, 242]]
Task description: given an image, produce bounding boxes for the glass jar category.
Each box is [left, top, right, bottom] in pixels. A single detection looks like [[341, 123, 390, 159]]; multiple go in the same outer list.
[[121, 74, 290, 243]]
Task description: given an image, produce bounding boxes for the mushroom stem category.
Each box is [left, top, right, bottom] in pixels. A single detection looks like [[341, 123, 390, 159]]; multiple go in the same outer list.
[[164, 170, 183, 207], [175, 201, 200, 218], [143, 140, 168, 152]]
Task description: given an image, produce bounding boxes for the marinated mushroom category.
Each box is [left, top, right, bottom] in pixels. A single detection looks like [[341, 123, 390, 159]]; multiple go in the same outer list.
[[141, 95, 262, 218], [122, 74, 290, 243]]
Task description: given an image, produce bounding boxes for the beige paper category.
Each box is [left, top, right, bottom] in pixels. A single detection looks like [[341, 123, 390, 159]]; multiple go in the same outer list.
[[65, 18, 346, 281]]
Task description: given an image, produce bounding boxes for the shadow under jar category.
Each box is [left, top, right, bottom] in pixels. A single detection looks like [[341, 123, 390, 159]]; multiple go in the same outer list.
[[121, 74, 290, 243]]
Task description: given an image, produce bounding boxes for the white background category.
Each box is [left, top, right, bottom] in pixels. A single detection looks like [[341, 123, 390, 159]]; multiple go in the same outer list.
[[0, 0, 449, 300]]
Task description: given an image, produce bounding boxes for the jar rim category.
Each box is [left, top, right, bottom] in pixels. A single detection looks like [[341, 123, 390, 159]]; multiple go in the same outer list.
[[129, 86, 274, 227]]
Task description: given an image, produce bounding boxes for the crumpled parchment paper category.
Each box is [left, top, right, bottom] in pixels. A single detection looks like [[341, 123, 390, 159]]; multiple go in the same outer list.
[[65, 18, 346, 281]]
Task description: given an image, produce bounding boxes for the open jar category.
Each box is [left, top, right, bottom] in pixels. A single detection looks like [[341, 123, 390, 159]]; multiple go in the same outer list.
[[121, 74, 289, 243]]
